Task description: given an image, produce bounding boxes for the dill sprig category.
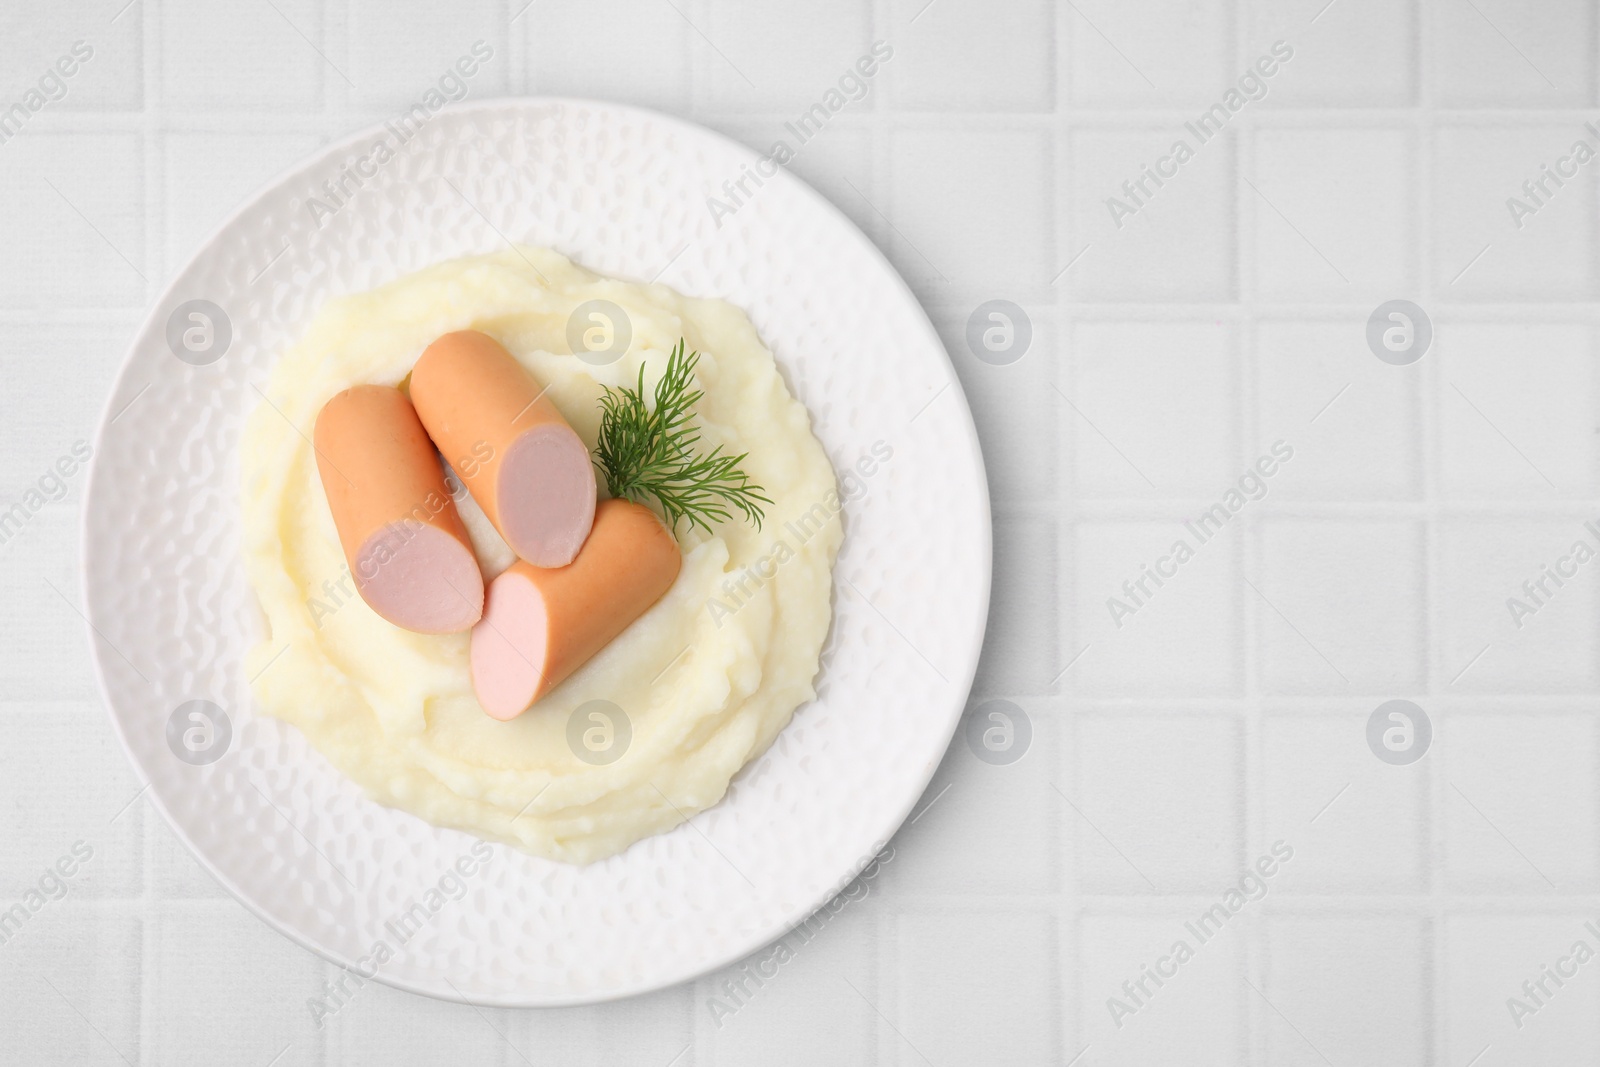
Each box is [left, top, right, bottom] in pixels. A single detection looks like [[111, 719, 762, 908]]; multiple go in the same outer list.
[[595, 339, 771, 536]]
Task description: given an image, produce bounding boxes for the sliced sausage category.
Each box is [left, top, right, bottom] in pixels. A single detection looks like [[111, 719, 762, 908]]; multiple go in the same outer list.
[[470, 498, 682, 719], [313, 385, 484, 633], [409, 330, 597, 568]]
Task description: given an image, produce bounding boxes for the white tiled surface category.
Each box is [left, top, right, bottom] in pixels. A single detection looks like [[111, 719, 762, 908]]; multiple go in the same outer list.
[[2, 0, 1597, 1062]]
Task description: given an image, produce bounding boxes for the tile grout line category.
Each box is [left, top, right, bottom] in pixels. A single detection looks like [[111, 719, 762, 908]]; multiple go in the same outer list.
[[1053, 4, 1086, 1059], [1236, 39, 1267, 1050], [1051, 6, 1078, 1055], [138, 0, 162, 1062], [1413, 4, 1449, 1064]]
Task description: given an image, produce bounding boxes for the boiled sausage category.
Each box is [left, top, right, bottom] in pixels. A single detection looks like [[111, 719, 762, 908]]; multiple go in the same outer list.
[[313, 385, 485, 633], [409, 330, 596, 568], [470, 498, 681, 719]]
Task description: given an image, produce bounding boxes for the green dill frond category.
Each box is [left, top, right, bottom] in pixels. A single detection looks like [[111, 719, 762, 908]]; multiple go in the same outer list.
[[595, 339, 772, 536]]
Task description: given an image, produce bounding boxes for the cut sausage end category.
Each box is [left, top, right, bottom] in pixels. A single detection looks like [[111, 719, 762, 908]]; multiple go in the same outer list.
[[470, 569, 551, 720], [498, 425, 597, 568], [354, 522, 485, 634], [468, 499, 681, 722], [315, 385, 486, 636]]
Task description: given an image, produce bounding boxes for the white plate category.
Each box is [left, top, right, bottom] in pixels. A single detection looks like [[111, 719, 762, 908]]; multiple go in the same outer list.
[[81, 99, 991, 1006]]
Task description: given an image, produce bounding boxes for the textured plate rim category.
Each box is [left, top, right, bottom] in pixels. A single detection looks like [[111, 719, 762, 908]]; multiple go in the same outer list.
[[80, 96, 993, 1006]]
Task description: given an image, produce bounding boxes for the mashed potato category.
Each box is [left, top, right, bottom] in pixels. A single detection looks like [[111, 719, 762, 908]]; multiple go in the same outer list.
[[240, 248, 841, 865]]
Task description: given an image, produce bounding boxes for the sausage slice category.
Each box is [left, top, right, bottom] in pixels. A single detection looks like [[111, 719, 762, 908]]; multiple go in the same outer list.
[[470, 498, 682, 719], [410, 330, 597, 568], [313, 385, 485, 633]]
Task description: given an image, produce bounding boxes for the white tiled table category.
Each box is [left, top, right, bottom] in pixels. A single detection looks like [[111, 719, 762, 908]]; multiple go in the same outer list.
[[2, 1, 1595, 1063]]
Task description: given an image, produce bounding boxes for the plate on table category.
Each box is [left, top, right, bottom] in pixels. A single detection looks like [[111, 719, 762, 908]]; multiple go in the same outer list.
[[81, 99, 990, 1005]]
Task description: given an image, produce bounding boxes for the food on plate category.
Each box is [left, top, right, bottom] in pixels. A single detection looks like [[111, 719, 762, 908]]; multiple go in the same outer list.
[[410, 329, 596, 568], [472, 498, 682, 719], [240, 246, 842, 864], [311, 384, 483, 633]]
